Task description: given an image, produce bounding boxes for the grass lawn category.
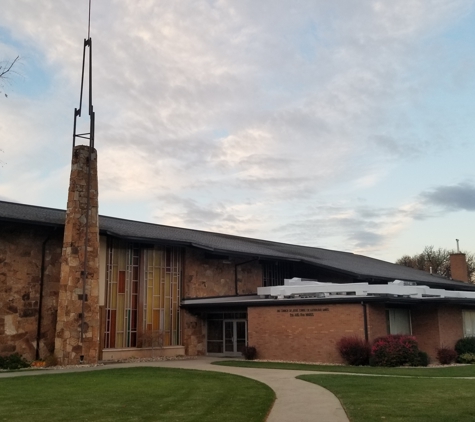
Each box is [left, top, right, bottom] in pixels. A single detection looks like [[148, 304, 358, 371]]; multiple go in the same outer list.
[[299, 374, 475, 422], [212, 361, 475, 421], [213, 360, 475, 377], [0, 367, 274, 422]]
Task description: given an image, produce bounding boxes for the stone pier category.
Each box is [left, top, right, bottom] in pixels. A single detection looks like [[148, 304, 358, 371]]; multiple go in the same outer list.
[[55, 145, 100, 364]]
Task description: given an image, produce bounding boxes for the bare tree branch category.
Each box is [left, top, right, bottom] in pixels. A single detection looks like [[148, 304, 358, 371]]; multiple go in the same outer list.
[[396, 246, 475, 283], [0, 56, 21, 97], [0, 55, 20, 79]]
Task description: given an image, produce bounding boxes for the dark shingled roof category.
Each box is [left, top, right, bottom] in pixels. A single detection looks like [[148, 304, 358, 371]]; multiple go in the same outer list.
[[1, 200, 473, 291]]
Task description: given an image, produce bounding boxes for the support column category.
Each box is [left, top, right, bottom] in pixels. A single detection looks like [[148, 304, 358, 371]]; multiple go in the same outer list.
[[55, 145, 99, 364]]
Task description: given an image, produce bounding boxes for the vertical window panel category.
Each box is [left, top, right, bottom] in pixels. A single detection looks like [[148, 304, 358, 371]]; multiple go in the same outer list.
[[463, 311, 475, 337], [110, 310, 116, 348], [118, 271, 125, 293], [105, 241, 182, 349], [386, 308, 412, 335]]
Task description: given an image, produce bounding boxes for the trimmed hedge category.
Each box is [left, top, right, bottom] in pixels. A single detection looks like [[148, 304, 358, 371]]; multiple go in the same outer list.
[[337, 337, 371, 366], [436, 348, 458, 365], [412, 351, 430, 367], [458, 353, 475, 364], [242, 346, 257, 360], [336, 335, 430, 367], [370, 335, 422, 367], [455, 337, 475, 361]]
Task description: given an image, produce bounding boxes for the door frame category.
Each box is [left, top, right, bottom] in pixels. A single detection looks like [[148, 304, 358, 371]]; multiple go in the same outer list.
[[206, 318, 247, 357], [223, 319, 247, 357]]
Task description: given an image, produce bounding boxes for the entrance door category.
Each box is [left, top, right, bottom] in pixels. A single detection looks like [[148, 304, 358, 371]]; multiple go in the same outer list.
[[206, 313, 247, 356], [223, 320, 247, 356]]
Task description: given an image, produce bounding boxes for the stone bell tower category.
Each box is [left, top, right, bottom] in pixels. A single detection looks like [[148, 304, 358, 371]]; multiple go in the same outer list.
[[55, 145, 99, 364], [55, 17, 99, 364]]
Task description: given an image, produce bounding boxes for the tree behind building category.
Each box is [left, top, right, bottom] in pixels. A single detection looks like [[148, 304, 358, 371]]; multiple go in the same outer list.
[[396, 246, 475, 283]]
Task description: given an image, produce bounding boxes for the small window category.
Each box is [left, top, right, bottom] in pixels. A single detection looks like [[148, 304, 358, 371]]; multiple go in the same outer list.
[[463, 311, 475, 337], [386, 308, 412, 335]]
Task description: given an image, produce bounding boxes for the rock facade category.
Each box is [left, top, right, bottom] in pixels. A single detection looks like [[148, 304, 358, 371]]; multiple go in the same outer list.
[[55, 145, 100, 364], [183, 248, 263, 298], [0, 223, 62, 360]]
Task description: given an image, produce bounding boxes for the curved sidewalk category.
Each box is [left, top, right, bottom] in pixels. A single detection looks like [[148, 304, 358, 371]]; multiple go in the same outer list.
[[0, 357, 349, 422]]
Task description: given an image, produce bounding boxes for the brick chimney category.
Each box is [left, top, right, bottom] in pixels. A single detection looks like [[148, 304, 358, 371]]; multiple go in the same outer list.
[[450, 253, 469, 283], [55, 145, 100, 364]]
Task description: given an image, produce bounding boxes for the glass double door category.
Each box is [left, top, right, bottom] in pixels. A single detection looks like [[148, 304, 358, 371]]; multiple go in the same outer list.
[[224, 320, 247, 356], [207, 319, 247, 356]]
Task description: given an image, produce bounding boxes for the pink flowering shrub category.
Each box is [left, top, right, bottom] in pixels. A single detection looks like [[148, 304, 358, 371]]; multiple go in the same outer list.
[[370, 335, 422, 367]]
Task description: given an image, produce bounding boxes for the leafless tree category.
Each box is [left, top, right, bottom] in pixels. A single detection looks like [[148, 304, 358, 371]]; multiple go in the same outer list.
[[140, 330, 164, 358], [0, 56, 20, 97], [396, 245, 475, 283]]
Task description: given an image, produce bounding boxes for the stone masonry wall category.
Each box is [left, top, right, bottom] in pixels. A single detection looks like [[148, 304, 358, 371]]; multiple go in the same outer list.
[[55, 145, 100, 364], [0, 222, 62, 360], [183, 248, 263, 298], [181, 310, 206, 356]]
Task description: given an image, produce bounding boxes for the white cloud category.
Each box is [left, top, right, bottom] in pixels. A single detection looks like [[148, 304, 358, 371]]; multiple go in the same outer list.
[[1, 0, 475, 262]]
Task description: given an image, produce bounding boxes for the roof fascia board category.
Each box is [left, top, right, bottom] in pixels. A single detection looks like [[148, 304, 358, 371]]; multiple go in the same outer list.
[[181, 295, 475, 309], [0, 217, 63, 229]]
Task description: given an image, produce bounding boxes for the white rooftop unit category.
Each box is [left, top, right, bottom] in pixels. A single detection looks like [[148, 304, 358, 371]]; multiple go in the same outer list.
[[257, 278, 475, 300]]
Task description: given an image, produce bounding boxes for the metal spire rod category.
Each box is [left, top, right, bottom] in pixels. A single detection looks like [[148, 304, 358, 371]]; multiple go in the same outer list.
[[88, 0, 92, 39], [71, 0, 95, 351], [72, 1, 94, 153]]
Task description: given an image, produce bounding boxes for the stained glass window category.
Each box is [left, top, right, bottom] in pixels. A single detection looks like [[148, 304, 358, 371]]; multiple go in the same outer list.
[[104, 240, 182, 348]]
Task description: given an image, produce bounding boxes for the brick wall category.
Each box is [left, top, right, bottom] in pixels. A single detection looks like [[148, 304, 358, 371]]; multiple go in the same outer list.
[[438, 305, 464, 348], [411, 305, 440, 359], [0, 222, 62, 360], [366, 304, 387, 341], [248, 303, 366, 363], [183, 248, 262, 298], [450, 253, 469, 282], [368, 303, 464, 361], [412, 305, 464, 360]]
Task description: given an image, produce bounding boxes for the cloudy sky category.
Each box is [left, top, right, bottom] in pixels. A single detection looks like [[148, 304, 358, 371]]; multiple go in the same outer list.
[[1, 0, 475, 262]]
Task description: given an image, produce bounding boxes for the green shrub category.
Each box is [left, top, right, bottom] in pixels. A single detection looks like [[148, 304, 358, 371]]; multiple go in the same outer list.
[[0, 353, 30, 370], [436, 348, 458, 365], [411, 351, 430, 367], [458, 353, 475, 364], [370, 335, 420, 367], [455, 337, 475, 361], [337, 337, 371, 366], [242, 346, 257, 360]]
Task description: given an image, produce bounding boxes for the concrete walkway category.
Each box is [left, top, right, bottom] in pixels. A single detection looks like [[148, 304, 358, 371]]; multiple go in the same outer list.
[[0, 357, 349, 422]]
